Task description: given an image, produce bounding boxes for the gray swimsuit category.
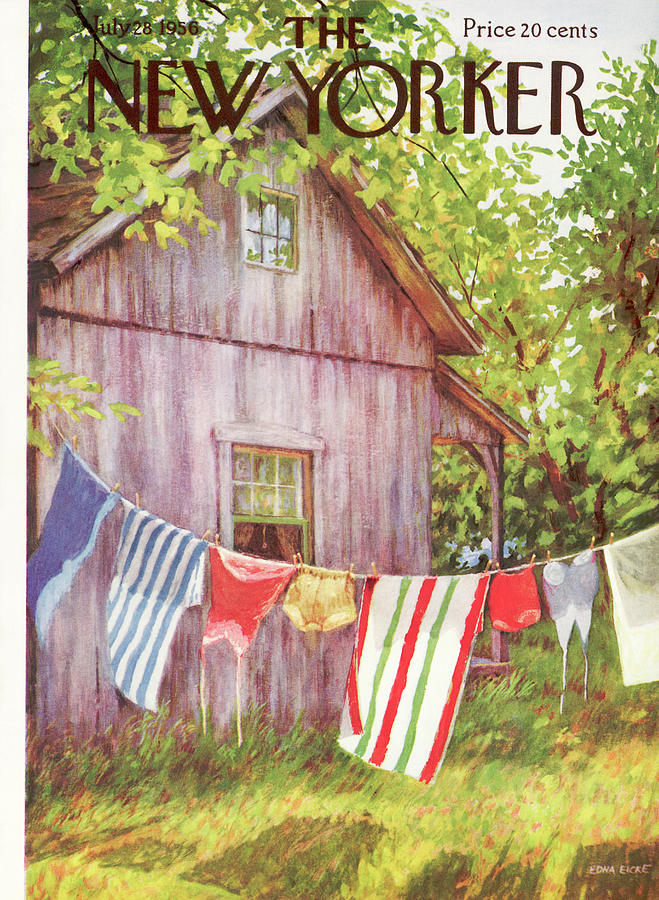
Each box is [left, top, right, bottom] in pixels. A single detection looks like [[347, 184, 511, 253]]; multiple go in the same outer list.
[[543, 549, 599, 713]]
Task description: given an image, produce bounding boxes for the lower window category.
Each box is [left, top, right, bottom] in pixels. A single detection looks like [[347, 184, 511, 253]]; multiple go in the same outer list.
[[231, 446, 312, 563]]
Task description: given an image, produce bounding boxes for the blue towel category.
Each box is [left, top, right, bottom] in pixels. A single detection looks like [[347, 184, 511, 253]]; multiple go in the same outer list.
[[107, 503, 207, 711], [27, 443, 119, 643]]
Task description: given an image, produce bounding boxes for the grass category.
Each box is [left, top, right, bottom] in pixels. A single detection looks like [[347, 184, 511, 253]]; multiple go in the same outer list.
[[26, 579, 658, 899]]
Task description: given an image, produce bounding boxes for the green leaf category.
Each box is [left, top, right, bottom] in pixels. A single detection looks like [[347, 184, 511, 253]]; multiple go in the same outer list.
[[28, 422, 54, 457], [109, 402, 142, 423]]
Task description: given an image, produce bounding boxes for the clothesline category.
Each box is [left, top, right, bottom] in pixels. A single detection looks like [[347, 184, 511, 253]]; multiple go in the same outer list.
[[28, 441, 659, 778], [55, 438, 653, 582], [157, 520, 619, 581]]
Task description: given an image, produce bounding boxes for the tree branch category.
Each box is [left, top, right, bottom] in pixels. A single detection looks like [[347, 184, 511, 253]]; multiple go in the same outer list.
[[405, 139, 469, 199], [447, 250, 505, 340], [197, 0, 229, 20], [535, 296, 579, 366]]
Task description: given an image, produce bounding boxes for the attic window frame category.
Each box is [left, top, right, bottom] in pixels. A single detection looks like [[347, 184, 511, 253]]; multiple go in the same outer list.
[[243, 186, 298, 273]]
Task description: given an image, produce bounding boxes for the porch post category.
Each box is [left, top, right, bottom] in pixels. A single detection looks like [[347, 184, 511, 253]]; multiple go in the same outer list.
[[478, 437, 509, 663]]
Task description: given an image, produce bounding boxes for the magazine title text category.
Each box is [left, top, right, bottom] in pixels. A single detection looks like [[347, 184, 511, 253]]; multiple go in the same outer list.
[[87, 14, 597, 137]]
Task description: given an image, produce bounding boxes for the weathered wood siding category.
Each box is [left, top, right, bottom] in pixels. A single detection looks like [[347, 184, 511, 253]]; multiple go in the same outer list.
[[31, 115, 482, 739], [35, 316, 434, 736], [39, 121, 434, 370]]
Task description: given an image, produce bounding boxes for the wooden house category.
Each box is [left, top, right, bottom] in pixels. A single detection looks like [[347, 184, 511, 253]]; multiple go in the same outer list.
[[28, 85, 527, 739]]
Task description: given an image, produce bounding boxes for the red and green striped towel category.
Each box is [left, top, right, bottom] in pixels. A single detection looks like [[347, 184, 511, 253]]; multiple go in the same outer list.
[[340, 573, 488, 783]]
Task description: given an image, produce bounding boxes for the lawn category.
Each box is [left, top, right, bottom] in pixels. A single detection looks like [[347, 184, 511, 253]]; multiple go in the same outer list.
[[26, 579, 657, 899]]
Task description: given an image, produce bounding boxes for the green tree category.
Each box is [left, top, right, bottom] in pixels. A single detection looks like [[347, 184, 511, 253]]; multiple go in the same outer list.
[[435, 46, 657, 567], [543, 47, 658, 543]]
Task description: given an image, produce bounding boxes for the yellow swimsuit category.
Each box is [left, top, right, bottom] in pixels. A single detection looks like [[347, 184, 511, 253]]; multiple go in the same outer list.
[[283, 564, 357, 632]]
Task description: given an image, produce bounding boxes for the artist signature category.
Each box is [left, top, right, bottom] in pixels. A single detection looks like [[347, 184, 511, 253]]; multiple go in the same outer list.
[[588, 863, 652, 875]]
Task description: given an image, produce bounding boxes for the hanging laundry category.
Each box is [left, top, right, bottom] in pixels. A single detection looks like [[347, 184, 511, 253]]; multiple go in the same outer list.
[[339, 573, 489, 784], [543, 549, 599, 713], [203, 546, 296, 658], [603, 524, 659, 686], [107, 503, 207, 711], [27, 443, 119, 644], [488, 564, 541, 632], [283, 563, 357, 633]]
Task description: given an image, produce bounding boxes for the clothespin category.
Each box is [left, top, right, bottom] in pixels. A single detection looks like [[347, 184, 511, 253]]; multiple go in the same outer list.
[[609, 532, 614, 545], [371, 561, 378, 577], [201, 529, 211, 541], [484, 560, 492, 573], [546, 550, 551, 563], [529, 553, 536, 567], [72, 436, 78, 453], [135, 492, 140, 508], [590, 536, 595, 550], [215, 533, 220, 548], [111, 482, 121, 492], [346, 563, 355, 584], [494, 561, 501, 571]]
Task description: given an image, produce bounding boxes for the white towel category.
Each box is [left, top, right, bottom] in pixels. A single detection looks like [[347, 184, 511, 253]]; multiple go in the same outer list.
[[340, 573, 488, 783], [604, 524, 659, 686], [107, 503, 206, 711]]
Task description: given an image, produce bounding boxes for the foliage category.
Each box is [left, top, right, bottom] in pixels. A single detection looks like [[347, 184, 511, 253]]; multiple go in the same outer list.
[[29, 3, 658, 555], [436, 46, 658, 562], [28, 355, 141, 456], [432, 444, 491, 571], [26, 579, 658, 898], [544, 46, 659, 540]]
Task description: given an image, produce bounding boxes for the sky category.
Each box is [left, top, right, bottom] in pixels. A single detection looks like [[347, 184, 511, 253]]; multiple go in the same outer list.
[[0, 3, 656, 895]]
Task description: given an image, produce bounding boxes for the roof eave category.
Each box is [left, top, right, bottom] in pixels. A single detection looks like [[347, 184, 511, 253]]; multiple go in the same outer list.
[[435, 358, 529, 445]]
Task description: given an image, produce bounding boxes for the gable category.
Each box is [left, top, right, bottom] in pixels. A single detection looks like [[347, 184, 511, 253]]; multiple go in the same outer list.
[[32, 86, 480, 359], [38, 112, 443, 369]]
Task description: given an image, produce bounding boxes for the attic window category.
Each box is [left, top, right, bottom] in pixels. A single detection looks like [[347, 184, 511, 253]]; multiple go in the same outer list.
[[244, 187, 297, 271]]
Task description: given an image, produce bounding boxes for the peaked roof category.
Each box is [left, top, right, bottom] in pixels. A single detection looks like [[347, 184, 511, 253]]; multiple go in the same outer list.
[[30, 84, 481, 356]]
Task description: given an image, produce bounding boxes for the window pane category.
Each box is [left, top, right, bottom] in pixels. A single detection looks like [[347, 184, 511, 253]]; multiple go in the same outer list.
[[234, 522, 303, 563], [245, 190, 297, 271], [233, 483, 252, 515], [278, 196, 294, 239], [244, 228, 262, 263], [261, 199, 277, 236], [254, 453, 277, 484], [278, 456, 300, 486], [253, 485, 276, 515], [246, 193, 261, 232], [279, 486, 298, 517], [233, 450, 252, 482], [277, 239, 294, 270], [262, 235, 278, 267]]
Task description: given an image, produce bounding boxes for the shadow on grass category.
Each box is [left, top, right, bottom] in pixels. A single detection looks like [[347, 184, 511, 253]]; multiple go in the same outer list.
[[182, 814, 386, 899], [26, 821, 155, 864], [95, 837, 196, 872], [403, 842, 547, 900], [403, 851, 472, 899]]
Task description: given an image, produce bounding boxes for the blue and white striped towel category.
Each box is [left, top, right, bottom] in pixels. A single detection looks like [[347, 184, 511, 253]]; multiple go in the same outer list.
[[107, 502, 207, 711]]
